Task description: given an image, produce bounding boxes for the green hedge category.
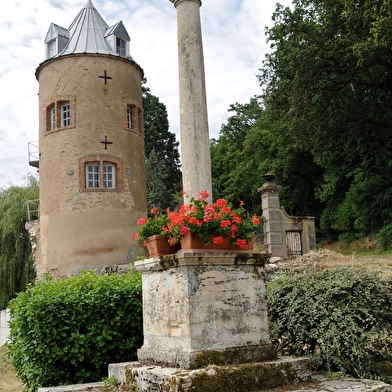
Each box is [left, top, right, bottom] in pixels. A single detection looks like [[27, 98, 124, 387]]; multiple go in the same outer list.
[[7, 269, 143, 392], [267, 266, 392, 381]]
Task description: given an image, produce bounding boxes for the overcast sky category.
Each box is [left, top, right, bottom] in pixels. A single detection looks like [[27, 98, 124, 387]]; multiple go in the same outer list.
[[0, 0, 292, 189]]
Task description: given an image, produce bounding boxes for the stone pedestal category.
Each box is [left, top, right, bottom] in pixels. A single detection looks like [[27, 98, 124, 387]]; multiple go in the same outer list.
[[135, 252, 276, 369]]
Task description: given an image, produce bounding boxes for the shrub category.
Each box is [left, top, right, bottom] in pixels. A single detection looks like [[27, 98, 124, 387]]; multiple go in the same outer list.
[[377, 222, 392, 250], [7, 269, 142, 392], [267, 266, 392, 381]]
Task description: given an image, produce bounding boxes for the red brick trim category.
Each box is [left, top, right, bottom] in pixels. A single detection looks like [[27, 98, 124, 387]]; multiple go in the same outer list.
[[44, 95, 76, 134], [122, 98, 144, 136]]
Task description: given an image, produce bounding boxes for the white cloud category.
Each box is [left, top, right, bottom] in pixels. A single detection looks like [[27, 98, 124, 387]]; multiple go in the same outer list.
[[0, 0, 291, 188]]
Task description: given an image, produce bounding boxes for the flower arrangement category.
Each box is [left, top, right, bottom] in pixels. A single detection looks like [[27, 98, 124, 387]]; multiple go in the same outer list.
[[164, 190, 260, 248], [132, 207, 170, 246]]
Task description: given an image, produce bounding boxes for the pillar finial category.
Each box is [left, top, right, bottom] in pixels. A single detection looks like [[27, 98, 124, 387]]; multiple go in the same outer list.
[[169, 0, 202, 8]]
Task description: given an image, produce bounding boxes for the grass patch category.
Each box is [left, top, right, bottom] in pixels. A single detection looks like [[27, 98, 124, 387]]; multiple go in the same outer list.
[[0, 345, 25, 392], [320, 236, 392, 256]]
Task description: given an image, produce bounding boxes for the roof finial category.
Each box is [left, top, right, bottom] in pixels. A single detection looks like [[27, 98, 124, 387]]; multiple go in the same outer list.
[[85, 0, 94, 8]]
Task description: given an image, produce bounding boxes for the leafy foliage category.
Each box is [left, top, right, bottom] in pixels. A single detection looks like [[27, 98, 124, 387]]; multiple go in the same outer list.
[[211, 99, 324, 218], [132, 207, 170, 243], [267, 266, 392, 381], [258, 0, 392, 240], [376, 222, 392, 250], [143, 82, 181, 210], [0, 175, 38, 310], [7, 270, 142, 392]]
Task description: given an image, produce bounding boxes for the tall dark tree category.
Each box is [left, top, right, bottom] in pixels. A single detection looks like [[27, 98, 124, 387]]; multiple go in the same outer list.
[[211, 97, 264, 211], [260, 0, 392, 239], [0, 175, 38, 309], [143, 82, 181, 211]]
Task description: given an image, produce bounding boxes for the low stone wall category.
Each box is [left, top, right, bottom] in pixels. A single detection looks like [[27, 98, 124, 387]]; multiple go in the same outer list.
[[0, 308, 10, 346]]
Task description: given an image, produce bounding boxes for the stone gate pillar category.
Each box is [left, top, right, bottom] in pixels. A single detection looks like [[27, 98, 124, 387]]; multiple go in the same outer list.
[[258, 180, 284, 258]]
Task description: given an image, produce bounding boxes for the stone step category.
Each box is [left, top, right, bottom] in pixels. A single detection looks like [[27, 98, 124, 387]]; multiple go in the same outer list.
[[38, 382, 104, 391], [108, 356, 313, 391], [37, 373, 392, 392]]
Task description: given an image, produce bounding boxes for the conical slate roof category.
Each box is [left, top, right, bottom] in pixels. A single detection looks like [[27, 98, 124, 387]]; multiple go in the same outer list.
[[45, 0, 132, 59]]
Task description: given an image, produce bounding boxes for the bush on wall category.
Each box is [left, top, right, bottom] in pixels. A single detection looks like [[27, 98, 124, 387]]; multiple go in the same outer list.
[[267, 266, 392, 381], [7, 269, 143, 392]]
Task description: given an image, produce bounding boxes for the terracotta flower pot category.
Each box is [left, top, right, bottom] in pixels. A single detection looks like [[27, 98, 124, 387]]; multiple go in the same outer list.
[[180, 234, 254, 253], [144, 235, 179, 257]]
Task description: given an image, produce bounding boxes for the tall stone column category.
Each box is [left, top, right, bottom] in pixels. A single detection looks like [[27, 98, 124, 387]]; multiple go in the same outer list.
[[170, 0, 212, 202]]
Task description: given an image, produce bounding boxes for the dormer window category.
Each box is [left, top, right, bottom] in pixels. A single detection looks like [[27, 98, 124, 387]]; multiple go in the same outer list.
[[116, 37, 126, 56], [44, 23, 69, 59], [105, 21, 130, 58], [47, 40, 57, 59]]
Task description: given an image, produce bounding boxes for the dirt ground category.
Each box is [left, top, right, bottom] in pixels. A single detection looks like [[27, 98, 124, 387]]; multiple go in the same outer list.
[[0, 346, 25, 392]]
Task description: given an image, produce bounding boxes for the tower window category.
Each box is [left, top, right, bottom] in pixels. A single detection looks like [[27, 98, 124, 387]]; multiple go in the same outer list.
[[86, 162, 116, 190], [103, 164, 115, 189], [127, 106, 133, 129], [50, 106, 56, 130], [86, 164, 100, 189], [61, 102, 71, 127], [79, 155, 123, 192], [45, 97, 75, 132], [123, 101, 143, 135]]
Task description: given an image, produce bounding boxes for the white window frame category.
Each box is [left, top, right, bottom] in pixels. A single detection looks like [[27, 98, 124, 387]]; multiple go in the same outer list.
[[61, 102, 70, 127], [86, 164, 100, 189], [127, 106, 132, 129], [116, 37, 126, 56], [47, 39, 57, 59], [86, 162, 115, 190], [50, 106, 56, 130], [103, 164, 115, 189]]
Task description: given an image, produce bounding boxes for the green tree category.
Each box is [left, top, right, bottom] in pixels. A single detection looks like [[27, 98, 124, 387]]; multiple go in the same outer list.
[[211, 98, 324, 218], [143, 83, 181, 210], [0, 175, 38, 309], [211, 97, 265, 212], [260, 0, 392, 240], [145, 149, 169, 211]]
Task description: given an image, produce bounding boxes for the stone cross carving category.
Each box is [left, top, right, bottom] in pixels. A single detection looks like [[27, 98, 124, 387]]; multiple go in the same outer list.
[[99, 70, 112, 84], [100, 135, 113, 149]]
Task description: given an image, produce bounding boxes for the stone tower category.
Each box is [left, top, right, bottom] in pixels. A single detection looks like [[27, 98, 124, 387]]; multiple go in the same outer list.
[[33, 0, 146, 276]]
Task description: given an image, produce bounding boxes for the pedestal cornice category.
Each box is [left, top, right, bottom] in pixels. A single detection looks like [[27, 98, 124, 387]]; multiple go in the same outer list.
[[134, 251, 270, 272]]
